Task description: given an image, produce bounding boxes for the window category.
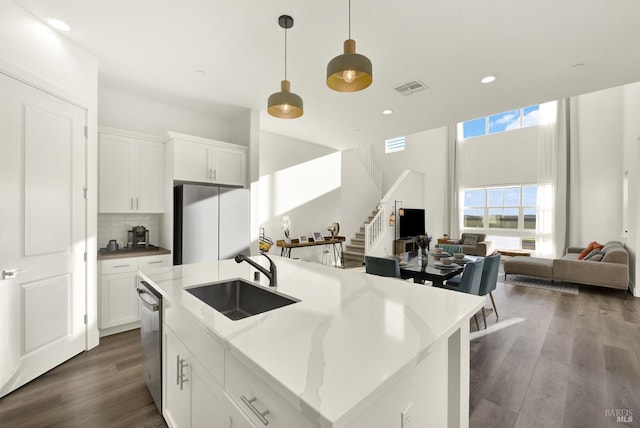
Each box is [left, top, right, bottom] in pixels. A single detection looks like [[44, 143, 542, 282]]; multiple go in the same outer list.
[[385, 136, 405, 153], [460, 104, 540, 139], [462, 185, 537, 249]]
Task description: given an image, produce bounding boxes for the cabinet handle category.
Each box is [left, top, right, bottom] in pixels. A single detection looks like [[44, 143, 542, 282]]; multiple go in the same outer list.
[[213, 169, 217, 180], [130, 197, 134, 210], [112, 264, 130, 268], [176, 355, 188, 391], [241, 395, 270, 425], [147, 260, 163, 264], [136, 197, 139, 210], [176, 355, 180, 386]]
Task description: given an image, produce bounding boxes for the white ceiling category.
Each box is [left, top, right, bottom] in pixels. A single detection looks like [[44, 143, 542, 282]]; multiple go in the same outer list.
[[15, 0, 640, 149]]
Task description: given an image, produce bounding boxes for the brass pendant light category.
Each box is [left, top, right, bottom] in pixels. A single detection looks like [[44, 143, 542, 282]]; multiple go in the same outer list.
[[326, 0, 372, 92], [268, 15, 303, 119]]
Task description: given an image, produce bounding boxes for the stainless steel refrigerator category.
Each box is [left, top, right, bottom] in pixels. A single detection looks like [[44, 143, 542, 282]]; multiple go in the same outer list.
[[173, 184, 250, 265]]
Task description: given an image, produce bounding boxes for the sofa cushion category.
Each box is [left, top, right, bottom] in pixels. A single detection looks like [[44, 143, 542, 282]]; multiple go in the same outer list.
[[463, 234, 478, 246], [578, 241, 603, 260], [601, 246, 629, 264]]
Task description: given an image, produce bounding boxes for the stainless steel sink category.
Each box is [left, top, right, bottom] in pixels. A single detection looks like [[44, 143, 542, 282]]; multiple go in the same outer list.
[[185, 278, 299, 320]]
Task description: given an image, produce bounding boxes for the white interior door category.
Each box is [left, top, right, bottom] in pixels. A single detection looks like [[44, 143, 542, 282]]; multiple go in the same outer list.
[[0, 73, 87, 398]]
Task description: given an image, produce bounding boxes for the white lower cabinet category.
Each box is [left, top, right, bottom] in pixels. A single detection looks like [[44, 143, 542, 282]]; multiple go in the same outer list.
[[99, 254, 171, 334], [164, 325, 227, 428]]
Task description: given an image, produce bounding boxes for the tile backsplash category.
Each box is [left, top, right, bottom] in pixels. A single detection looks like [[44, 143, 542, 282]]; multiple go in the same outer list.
[[98, 213, 162, 250]]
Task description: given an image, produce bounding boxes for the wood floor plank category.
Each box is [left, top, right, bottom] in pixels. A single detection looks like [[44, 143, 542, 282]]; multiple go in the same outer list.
[[469, 398, 518, 428], [517, 356, 570, 427], [569, 326, 607, 393], [484, 335, 544, 412], [603, 344, 640, 423], [563, 381, 608, 428], [540, 315, 576, 365]]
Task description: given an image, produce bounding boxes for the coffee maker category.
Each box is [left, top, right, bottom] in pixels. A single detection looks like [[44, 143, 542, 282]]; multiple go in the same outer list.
[[128, 226, 149, 248]]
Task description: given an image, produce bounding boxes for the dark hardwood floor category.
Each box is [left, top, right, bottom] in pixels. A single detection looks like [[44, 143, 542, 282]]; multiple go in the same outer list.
[[1, 277, 639, 428], [0, 329, 166, 428], [469, 278, 640, 428]]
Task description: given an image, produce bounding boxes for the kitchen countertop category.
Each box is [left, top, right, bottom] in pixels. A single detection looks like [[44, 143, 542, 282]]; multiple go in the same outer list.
[[97, 245, 171, 260], [139, 256, 484, 426]]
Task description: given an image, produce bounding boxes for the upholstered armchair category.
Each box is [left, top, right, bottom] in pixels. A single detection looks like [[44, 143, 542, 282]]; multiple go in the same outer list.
[[451, 233, 495, 257]]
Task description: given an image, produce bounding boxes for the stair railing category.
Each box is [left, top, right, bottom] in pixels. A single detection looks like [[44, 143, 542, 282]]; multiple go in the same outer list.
[[364, 204, 385, 255]]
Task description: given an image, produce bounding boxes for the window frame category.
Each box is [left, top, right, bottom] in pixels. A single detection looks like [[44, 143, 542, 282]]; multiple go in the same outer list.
[[461, 184, 537, 233], [459, 104, 540, 140]]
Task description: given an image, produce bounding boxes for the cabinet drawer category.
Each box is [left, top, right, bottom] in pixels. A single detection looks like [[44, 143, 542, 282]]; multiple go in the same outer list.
[[226, 353, 315, 428], [139, 254, 171, 271], [101, 258, 139, 275]]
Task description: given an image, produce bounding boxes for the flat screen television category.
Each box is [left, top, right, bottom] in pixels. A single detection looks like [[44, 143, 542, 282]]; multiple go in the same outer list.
[[399, 208, 425, 238]]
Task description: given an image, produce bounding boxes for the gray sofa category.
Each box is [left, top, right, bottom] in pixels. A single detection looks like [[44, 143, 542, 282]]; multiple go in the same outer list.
[[504, 241, 629, 290], [447, 233, 496, 257]]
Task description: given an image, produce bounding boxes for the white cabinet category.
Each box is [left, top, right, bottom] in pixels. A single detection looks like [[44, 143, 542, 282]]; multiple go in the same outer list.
[[164, 325, 226, 428], [99, 254, 171, 334], [170, 132, 247, 187], [99, 128, 165, 213]]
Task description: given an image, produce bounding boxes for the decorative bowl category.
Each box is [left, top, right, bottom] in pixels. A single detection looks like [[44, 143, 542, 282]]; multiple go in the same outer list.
[[453, 253, 465, 260]]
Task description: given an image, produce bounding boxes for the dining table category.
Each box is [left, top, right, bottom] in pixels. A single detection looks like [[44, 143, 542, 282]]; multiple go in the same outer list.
[[398, 251, 470, 287]]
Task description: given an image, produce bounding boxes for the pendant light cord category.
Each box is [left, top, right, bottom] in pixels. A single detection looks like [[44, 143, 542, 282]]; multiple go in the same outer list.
[[284, 25, 287, 80], [348, 0, 351, 39]]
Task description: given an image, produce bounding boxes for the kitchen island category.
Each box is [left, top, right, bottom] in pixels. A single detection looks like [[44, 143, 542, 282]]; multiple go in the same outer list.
[[139, 255, 484, 428]]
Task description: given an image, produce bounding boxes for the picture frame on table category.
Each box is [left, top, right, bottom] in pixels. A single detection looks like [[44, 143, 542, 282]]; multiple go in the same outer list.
[[299, 235, 309, 244], [312, 232, 324, 242]]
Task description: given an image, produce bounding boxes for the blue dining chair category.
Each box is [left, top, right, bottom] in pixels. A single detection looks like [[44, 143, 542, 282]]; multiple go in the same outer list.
[[436, 258, 485, 329], [364, 256, 400, 278], [477, 253, 501, 328]]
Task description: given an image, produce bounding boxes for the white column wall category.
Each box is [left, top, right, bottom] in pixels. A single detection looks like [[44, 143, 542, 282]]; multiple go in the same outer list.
[[0, 1, 100, 347], [259, 132, 341, 263], [572, 87, 624, 245], [622, 83, 640, 296]]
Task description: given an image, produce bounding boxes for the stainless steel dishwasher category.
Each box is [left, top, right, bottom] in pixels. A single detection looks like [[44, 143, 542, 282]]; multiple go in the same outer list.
[[137, 280, 162, 412]]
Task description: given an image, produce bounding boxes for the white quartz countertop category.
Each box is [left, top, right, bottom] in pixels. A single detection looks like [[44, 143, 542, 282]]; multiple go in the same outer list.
[[139, 256, 484, 427]]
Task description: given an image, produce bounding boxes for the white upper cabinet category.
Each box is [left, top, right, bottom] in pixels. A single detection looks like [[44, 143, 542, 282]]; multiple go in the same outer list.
[[169, 132, 247, 187], [99, 128, 165, 213]]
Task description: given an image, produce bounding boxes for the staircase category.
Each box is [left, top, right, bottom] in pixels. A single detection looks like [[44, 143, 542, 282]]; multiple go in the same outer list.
[[343, 208, 379, 269]]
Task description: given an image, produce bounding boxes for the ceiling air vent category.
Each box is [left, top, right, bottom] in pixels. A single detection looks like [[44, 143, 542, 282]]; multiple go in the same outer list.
[[394, 79, 428, 96]]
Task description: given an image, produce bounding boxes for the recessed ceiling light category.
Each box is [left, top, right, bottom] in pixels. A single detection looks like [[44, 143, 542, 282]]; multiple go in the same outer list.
[[480, 75, 496, 84], [382, 109, 393, 115], [45, 17, 71, 32]]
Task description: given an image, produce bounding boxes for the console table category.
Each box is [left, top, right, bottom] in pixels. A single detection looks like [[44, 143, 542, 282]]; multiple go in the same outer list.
[[276, 236, 345, 267]]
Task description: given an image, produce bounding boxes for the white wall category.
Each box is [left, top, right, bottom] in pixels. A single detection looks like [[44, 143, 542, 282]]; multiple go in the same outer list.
[[371, 127, 449, 238], [572, 87, 624, 245], [98, 86, 231, 140], [340, 150, 382, 241], [623, 82, 640, 296], [259, 131, 341, 263], [0, 1, 100, 347]]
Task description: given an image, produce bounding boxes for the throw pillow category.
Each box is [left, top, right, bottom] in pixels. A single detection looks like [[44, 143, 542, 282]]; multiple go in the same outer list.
[[588, 253, 604, 262], [463, 234, 478, 246], [578, 241, 603, 260], [583, 249, 604, 261]]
